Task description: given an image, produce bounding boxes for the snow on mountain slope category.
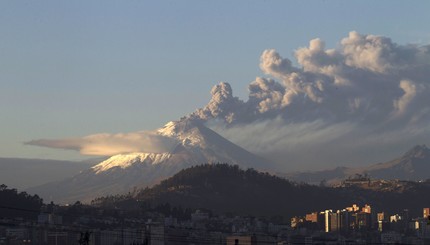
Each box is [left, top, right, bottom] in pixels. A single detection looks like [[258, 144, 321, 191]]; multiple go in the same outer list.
[[92, 153, 172, 173], [28, 119, 274, 204]]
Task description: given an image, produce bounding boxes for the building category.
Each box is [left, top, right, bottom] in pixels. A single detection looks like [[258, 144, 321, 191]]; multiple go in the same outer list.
[[402, 209, 410, 222], [305, 212, 319, 223], [329, 212, 339, 232], [356, 212, 371, 230], [191, 210, 209, 222], [146, 221, 165, 245], [338, 209, 350, 233], [414, 218, 430, 238], [345, 204, 360, 212], [227, 234, 276, 245], [390, 214, 402, 223], [381, 231, 402, 244], [362, 204, 371, 214], [5, 228, 30, 243], [47, 231, 68, 245], [38, 213, 63, 225], [324, 210, 332, 232], [290, 216, 303, 229], [378, 212, 388, 232], [226, 235, 255, 245], [378, 212, 385, 222], [423, 208, 430, 219]]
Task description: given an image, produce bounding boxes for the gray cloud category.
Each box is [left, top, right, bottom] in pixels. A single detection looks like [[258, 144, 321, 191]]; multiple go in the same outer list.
[[192, 31, 430, 126], [191, 82, 244, 123], [192, 31, 430, 169], [26, 131, 178, 156]]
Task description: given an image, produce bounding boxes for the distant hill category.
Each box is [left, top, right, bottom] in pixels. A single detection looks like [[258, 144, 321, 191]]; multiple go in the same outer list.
[[93, 164, 430, 218], [283, 145, 430, 185], [0, 157, 96, 190], [358, 144, 430, 180]]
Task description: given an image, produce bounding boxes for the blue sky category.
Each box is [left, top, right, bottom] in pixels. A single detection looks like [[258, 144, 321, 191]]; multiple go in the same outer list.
[[1, 0, 430, 160]]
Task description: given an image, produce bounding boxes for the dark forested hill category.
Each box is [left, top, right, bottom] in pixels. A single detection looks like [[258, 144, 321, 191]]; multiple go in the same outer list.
[[134, 164, 347, 218], [92, 164, 430, 218]]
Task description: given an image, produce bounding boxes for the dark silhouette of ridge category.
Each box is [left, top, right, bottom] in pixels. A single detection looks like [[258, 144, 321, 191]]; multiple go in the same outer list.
[[93, 164, 430, 218]]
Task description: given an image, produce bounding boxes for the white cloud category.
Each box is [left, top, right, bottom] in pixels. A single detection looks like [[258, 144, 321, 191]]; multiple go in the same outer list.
[[26, 131, 178, 156]]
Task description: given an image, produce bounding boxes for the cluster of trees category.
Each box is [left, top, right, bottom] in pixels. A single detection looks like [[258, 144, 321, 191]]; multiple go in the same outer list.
[[130, 164, 344, 218], [0, 184, 43, 219]]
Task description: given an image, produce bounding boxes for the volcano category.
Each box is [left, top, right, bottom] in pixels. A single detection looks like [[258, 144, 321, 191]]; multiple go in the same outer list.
[[28, 119, 274, 203]]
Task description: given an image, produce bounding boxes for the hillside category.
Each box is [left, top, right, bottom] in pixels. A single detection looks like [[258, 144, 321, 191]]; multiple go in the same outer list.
[[94, 164, 430, 218]]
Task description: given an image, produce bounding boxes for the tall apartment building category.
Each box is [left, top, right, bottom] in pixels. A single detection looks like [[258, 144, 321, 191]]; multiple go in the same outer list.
[[324, 210, 332, 233]]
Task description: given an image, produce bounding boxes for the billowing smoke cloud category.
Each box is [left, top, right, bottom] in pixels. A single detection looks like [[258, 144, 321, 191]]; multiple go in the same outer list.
[[26, 131, 178, 156], [192, 31, 430, 169], [193, 31, 430, 125], [27, 31, 430, 170]]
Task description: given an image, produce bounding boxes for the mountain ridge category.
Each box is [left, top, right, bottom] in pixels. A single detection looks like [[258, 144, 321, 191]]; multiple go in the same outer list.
[[283, 144, 430, 185], [94, 163, 430, 219]]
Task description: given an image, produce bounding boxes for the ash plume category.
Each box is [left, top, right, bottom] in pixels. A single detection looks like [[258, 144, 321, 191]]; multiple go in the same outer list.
[[192, 31, 430, 169]]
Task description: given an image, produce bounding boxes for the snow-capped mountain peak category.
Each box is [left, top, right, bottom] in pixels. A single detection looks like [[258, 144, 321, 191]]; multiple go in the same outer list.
[[91, 152, 172, 174], [157, 119, 207, 147], [90, 120, 209, 175], [157, 121, 180, 136]]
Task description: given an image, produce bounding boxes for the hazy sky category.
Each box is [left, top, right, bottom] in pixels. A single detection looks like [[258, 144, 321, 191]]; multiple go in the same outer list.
[[2, 1, 430, 163]]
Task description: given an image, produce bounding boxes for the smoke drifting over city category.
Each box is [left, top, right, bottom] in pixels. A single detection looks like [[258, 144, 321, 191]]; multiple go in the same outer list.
[[29, 31, 430, 170]]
